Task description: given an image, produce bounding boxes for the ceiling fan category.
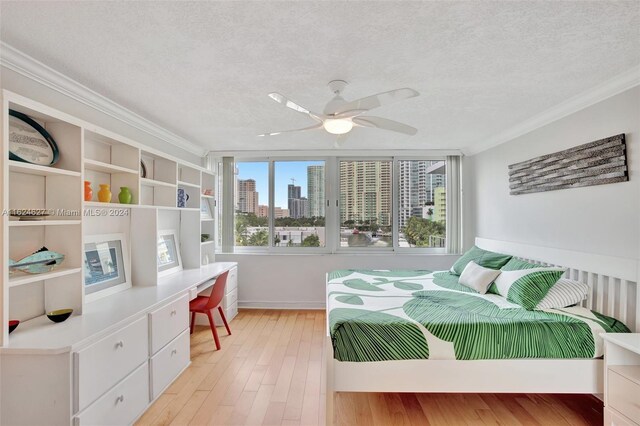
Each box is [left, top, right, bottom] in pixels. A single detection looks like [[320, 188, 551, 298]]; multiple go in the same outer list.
[[258, 80, 419, 142]]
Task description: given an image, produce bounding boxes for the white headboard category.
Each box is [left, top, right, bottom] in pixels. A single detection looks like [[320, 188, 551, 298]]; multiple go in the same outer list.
[[476, 238, 639, 332]]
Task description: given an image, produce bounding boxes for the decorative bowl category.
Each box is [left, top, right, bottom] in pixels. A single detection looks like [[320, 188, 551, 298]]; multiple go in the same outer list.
[[8, 320, 20, 334], [46, 309, 73, 323]]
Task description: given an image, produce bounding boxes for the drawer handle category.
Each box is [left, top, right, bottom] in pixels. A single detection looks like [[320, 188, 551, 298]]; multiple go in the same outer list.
[[115, 341, 124, 349], [116, 395, 125, 404], [170, 309, 177, 316]]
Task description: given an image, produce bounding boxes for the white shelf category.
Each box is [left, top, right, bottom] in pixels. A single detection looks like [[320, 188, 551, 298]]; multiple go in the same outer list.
[[201, 218, 215, 222], [201, 240, 214, 246], [8, 267, 82, 288], [177, 180, 200, 189], [9, 160, 81, 178], [140, 178, 176, 188], [9, 220, 82, 227], [84, 159, 139, 175], [84, 201, 138, 209], [201, 194, 215, 199]]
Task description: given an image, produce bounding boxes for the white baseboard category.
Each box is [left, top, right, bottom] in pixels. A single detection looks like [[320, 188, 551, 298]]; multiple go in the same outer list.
[[238, 300, 326, 310]]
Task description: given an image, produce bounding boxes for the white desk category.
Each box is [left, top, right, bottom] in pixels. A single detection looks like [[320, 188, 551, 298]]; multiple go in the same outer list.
[[2, 262, 237, 355]]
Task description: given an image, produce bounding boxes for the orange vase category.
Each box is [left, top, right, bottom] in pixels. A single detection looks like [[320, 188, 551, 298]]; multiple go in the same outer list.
[[97, 184, 112, 203], [84, 181, 93, 201]]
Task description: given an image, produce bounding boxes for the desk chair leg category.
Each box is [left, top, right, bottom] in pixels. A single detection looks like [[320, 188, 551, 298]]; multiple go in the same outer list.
[[218, 306, 232, 335], [190, 312, 196, 334], [206, 310, 221, 350]]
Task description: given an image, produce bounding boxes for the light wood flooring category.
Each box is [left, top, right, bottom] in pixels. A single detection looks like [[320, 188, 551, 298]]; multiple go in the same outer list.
[[136, 309, 603, 426]]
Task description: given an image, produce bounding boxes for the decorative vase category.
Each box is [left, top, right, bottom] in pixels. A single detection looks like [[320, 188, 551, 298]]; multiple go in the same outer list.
[[97, 184, 112, 203], [84, 181, 93, 201], [118, 187, 132, 204]]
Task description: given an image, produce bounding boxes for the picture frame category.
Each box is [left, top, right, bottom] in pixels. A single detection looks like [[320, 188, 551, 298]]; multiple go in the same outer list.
[[83, 233, 131, 302], [200, 198, 213, 219], [158, 229, 183, 277], [9, 109, 60, 166]]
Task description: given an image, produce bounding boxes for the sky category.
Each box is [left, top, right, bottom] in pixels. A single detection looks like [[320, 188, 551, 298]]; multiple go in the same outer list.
[[237, 161, 324, 209]]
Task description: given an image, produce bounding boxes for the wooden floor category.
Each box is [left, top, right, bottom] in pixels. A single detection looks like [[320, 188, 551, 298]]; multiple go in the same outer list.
[[136, 309, 604, 426]]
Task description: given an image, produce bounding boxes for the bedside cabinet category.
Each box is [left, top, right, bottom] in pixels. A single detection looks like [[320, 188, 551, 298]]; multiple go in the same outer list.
[[603, 334, 640, 425]]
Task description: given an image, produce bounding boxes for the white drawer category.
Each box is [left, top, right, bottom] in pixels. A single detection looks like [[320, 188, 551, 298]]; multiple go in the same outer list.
[[226, 304, 238, 321], [609, 370, 640, 423], [75, 316, 148, 412], [150, 328, 190, 399], [605, 407, 638, 426], [227, 267, 238, 292], [225, 288, 238, 307], [74, 362, 149, 426], [149, 294, 189, 354]]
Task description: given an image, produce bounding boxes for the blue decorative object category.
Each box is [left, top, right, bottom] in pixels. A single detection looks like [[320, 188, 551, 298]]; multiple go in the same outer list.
[[9, 247, 65, 274]]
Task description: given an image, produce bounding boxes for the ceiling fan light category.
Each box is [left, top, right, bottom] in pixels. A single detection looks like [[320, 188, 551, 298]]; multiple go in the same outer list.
[[323, 118, 353, 135]]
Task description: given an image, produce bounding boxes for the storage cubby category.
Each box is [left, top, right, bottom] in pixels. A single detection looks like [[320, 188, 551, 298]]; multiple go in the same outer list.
[[84, 129, 140, 205], [8, 102, 82, 174], [141, 151, 177, 184], [141, 183, 177, 207], [201, 171, 215, 196], [178, 164, 201, 187], [177, 184, 199, 209]]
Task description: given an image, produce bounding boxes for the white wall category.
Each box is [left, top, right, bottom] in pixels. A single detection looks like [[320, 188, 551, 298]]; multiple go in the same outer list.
[[217, 253, 460, 309], [1, 67, 202, 164], [464, 86, 640, 259]]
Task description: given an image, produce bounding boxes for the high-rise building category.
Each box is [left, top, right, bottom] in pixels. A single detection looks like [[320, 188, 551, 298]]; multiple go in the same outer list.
[[288, 183, 308, 219], [433, 186, 446, 222], [237, 179, 259, 214], [398, 161, 446, 228], [307, 165, 325, 218], [339, 161, 392, 226]]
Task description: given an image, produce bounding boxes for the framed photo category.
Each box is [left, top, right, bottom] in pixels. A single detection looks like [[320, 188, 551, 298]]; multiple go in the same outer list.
[[84, 233, 131, 302], [158, 229, 183, 277], [200, 198, 213, 219], [9, 109, 60, 166]]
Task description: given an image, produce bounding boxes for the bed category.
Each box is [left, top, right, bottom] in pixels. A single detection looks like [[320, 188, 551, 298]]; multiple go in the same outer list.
[[325, 238, 639, 422]]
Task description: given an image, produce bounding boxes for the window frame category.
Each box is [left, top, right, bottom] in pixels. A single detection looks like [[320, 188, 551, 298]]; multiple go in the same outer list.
[[232, 157, 331, 254], [221, 155, 454, 255], [392, 156, 448, 254]]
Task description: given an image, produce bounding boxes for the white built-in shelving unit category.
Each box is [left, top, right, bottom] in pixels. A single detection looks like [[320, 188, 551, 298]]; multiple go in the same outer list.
[[0, 90, 217, 347]]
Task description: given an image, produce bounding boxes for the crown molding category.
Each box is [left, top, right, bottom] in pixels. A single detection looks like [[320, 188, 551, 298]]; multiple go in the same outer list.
[[0, 42, 206, 157], [463, 65, 640, 156]]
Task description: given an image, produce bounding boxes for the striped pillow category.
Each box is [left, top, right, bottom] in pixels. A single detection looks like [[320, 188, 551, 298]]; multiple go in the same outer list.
[[536, 278, 589, 309], [493, 258, 566, 310]]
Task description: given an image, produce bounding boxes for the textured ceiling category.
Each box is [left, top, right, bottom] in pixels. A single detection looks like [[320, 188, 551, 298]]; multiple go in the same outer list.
[[1, 1, 639, 152]]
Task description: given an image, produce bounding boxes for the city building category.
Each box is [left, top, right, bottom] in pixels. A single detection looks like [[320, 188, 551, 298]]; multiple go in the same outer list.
[[339, 161, 392, 226], [398, 160, 446, 229], [307, 165, 325, 218], [237, 179, 259, 214], [433, 186, 446, 223], [288, 183, 309, 219], [256, 204, 269, 217]]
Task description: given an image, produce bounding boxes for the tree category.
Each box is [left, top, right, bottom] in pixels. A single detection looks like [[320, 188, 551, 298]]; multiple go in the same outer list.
[[247, 229, 268, 246], [301, 234, 320, 247], [403, 216, 445, 247]]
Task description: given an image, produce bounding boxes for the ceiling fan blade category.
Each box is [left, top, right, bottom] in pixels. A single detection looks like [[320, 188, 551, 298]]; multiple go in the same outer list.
[[353, 116, 418, 135], [258, 123, 322, 137], [268, 93, 323, 121], [330, 88, 419, 116]]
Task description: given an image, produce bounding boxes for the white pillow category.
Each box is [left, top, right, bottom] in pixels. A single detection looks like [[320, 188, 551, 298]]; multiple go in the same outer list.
[[536, 278, 589, 309], [459, 261, 502, 294]]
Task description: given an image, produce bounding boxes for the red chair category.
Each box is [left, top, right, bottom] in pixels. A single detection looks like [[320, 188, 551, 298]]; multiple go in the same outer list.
[[189, 270, 232, 350]]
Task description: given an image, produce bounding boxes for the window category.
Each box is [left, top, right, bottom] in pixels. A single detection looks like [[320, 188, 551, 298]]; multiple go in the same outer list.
[[397, 160, 446, 248], [339, 160, 392, 248], [219, 156, 458, 253], [273, 161, 326, 248], [234, 161, 269, 247]]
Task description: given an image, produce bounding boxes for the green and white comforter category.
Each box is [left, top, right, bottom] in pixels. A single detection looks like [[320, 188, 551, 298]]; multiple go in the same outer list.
[[327, 270, 629, 362]]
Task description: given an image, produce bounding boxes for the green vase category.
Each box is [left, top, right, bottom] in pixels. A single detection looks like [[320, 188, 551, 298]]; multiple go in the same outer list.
[[118, 187, 132, 204]]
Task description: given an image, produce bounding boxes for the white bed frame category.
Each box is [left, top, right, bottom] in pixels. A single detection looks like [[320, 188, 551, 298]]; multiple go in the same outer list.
[[325, 238, 639, 421]]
